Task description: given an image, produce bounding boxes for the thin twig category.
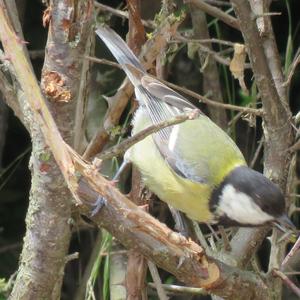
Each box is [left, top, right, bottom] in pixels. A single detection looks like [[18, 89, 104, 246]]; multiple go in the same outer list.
[[86, 55, 262, 116], [287, 139, 300, 152], [289, 194, 300, 198], [204, 0, 231, 7], [176, 35, 236, 47], [272, 269, 300, 298], [148, 261, 169, 300], [218, 226, 231, 251], [74, 233, 103, 300], [161, 78, 263, 115], [85, 55, 121, 69], [256, 12, 281, 17], [208, 235, 217, 252], [170, 38, 233, 67], [148, 282, 207, 295], [173, 36, 251, 69], [250, 137, 264, 168], [284, 50, 300, 87], [281, 235, 300, 268], [284, 271, 300, 275], [0, 242, 21, 254], [227, 110, 244, 128], [192, 221, 211, 254], [94, 2, 155, 29], [190, 4, 228, 128], [208, 224, 221, 242], [185, 0, 240, 30], [97, 110, 199, 161], [65, 252, 79, 263]]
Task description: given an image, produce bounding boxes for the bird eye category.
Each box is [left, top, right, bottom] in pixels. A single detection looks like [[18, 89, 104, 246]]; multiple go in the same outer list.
[[261, 202, 273, 213]]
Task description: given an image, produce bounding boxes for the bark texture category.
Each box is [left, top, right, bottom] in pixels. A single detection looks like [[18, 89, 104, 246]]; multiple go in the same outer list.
[[9, 1, 94, 299]]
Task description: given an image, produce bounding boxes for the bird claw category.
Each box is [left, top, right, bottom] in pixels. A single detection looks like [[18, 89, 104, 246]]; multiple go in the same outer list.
[[177, 256, 185, 269], [110, 179, 119, 187], [91, 196, 107, 217]]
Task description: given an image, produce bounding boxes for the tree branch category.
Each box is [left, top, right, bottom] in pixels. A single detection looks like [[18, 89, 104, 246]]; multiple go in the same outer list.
[[272, 269, 300, 298], [0, 1, 94, 299], [75, 169, 270, 299], [184, 0, 240, 30], [94, 2, 155, 29], [0, 68, 24, 125], [228, 1, 294, 294], [230, 0, 292, 177], [284, 49, 300, 87], [249, 0, 288, 105], [190, 3, 227, 129], [161, 78, 263, 115], [98, 111, 199, 161], [0, 4, 273, 297], [85, 55, 262, 116]]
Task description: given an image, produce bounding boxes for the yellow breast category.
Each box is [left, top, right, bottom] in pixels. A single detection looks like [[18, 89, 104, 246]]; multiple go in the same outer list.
[[126, 107, 245, 223], [127, 131, 213, 222]]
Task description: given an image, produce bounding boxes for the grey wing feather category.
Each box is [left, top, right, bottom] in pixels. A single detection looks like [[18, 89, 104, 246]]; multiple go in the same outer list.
[[141, 76, 196, 110], [96, 26, 205, 183], [135, 85, 205, 182], [95, 26, 195, 112], [95, 27, 145, 85]]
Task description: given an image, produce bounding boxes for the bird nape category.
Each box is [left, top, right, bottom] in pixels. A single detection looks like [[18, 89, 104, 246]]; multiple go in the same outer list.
[[94, 25, 294, 231]]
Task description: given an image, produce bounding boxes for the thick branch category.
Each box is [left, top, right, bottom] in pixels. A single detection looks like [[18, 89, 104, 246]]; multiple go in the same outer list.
[[249, 0, 288, 105], [228, 0, 294, 288], [229, 227, 270, 268], [75, 166, 270, 299], [0, 1, 94, 299], [230, 0, 292, 181], [0, 7, 272, 297]]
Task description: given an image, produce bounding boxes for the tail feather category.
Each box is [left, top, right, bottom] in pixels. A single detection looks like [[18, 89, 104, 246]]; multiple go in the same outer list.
[[95, 26, 145, 84], [95, 26, 195, 118]]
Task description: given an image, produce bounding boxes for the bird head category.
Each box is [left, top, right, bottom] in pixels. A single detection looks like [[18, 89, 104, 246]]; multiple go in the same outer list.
[[210, 166, 294, 230]]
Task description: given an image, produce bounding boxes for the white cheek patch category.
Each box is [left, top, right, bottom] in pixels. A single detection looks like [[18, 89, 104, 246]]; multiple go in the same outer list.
[[218, 184, 274, 225]]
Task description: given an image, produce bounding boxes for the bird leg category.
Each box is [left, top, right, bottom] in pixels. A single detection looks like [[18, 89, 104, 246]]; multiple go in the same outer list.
[[91, 160, 130, 216]]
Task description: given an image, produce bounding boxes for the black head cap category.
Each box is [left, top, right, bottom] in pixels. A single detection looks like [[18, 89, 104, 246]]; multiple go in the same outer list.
[[210, 166, 286, 226]]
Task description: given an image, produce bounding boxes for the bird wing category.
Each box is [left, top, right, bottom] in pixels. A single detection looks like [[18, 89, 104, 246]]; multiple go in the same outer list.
[[135, 79, 246, 184], [96, 26, 245, 184], [134, 80, 209, 183]]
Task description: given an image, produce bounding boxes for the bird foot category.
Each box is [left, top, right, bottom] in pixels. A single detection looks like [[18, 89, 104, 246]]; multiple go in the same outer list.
[[91, 196, 107, 217], [110, 179, 119, 186]]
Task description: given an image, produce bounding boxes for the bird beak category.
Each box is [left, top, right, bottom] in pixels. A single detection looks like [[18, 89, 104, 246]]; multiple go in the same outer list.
[[273, 214, 297, 233]]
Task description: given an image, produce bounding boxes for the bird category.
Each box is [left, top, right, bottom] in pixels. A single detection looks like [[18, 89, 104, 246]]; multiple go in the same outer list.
[[95, 26, 294, 230]]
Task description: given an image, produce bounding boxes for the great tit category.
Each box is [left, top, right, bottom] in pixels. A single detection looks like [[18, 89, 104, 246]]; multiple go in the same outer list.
[[95, 26, 293, 229]]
